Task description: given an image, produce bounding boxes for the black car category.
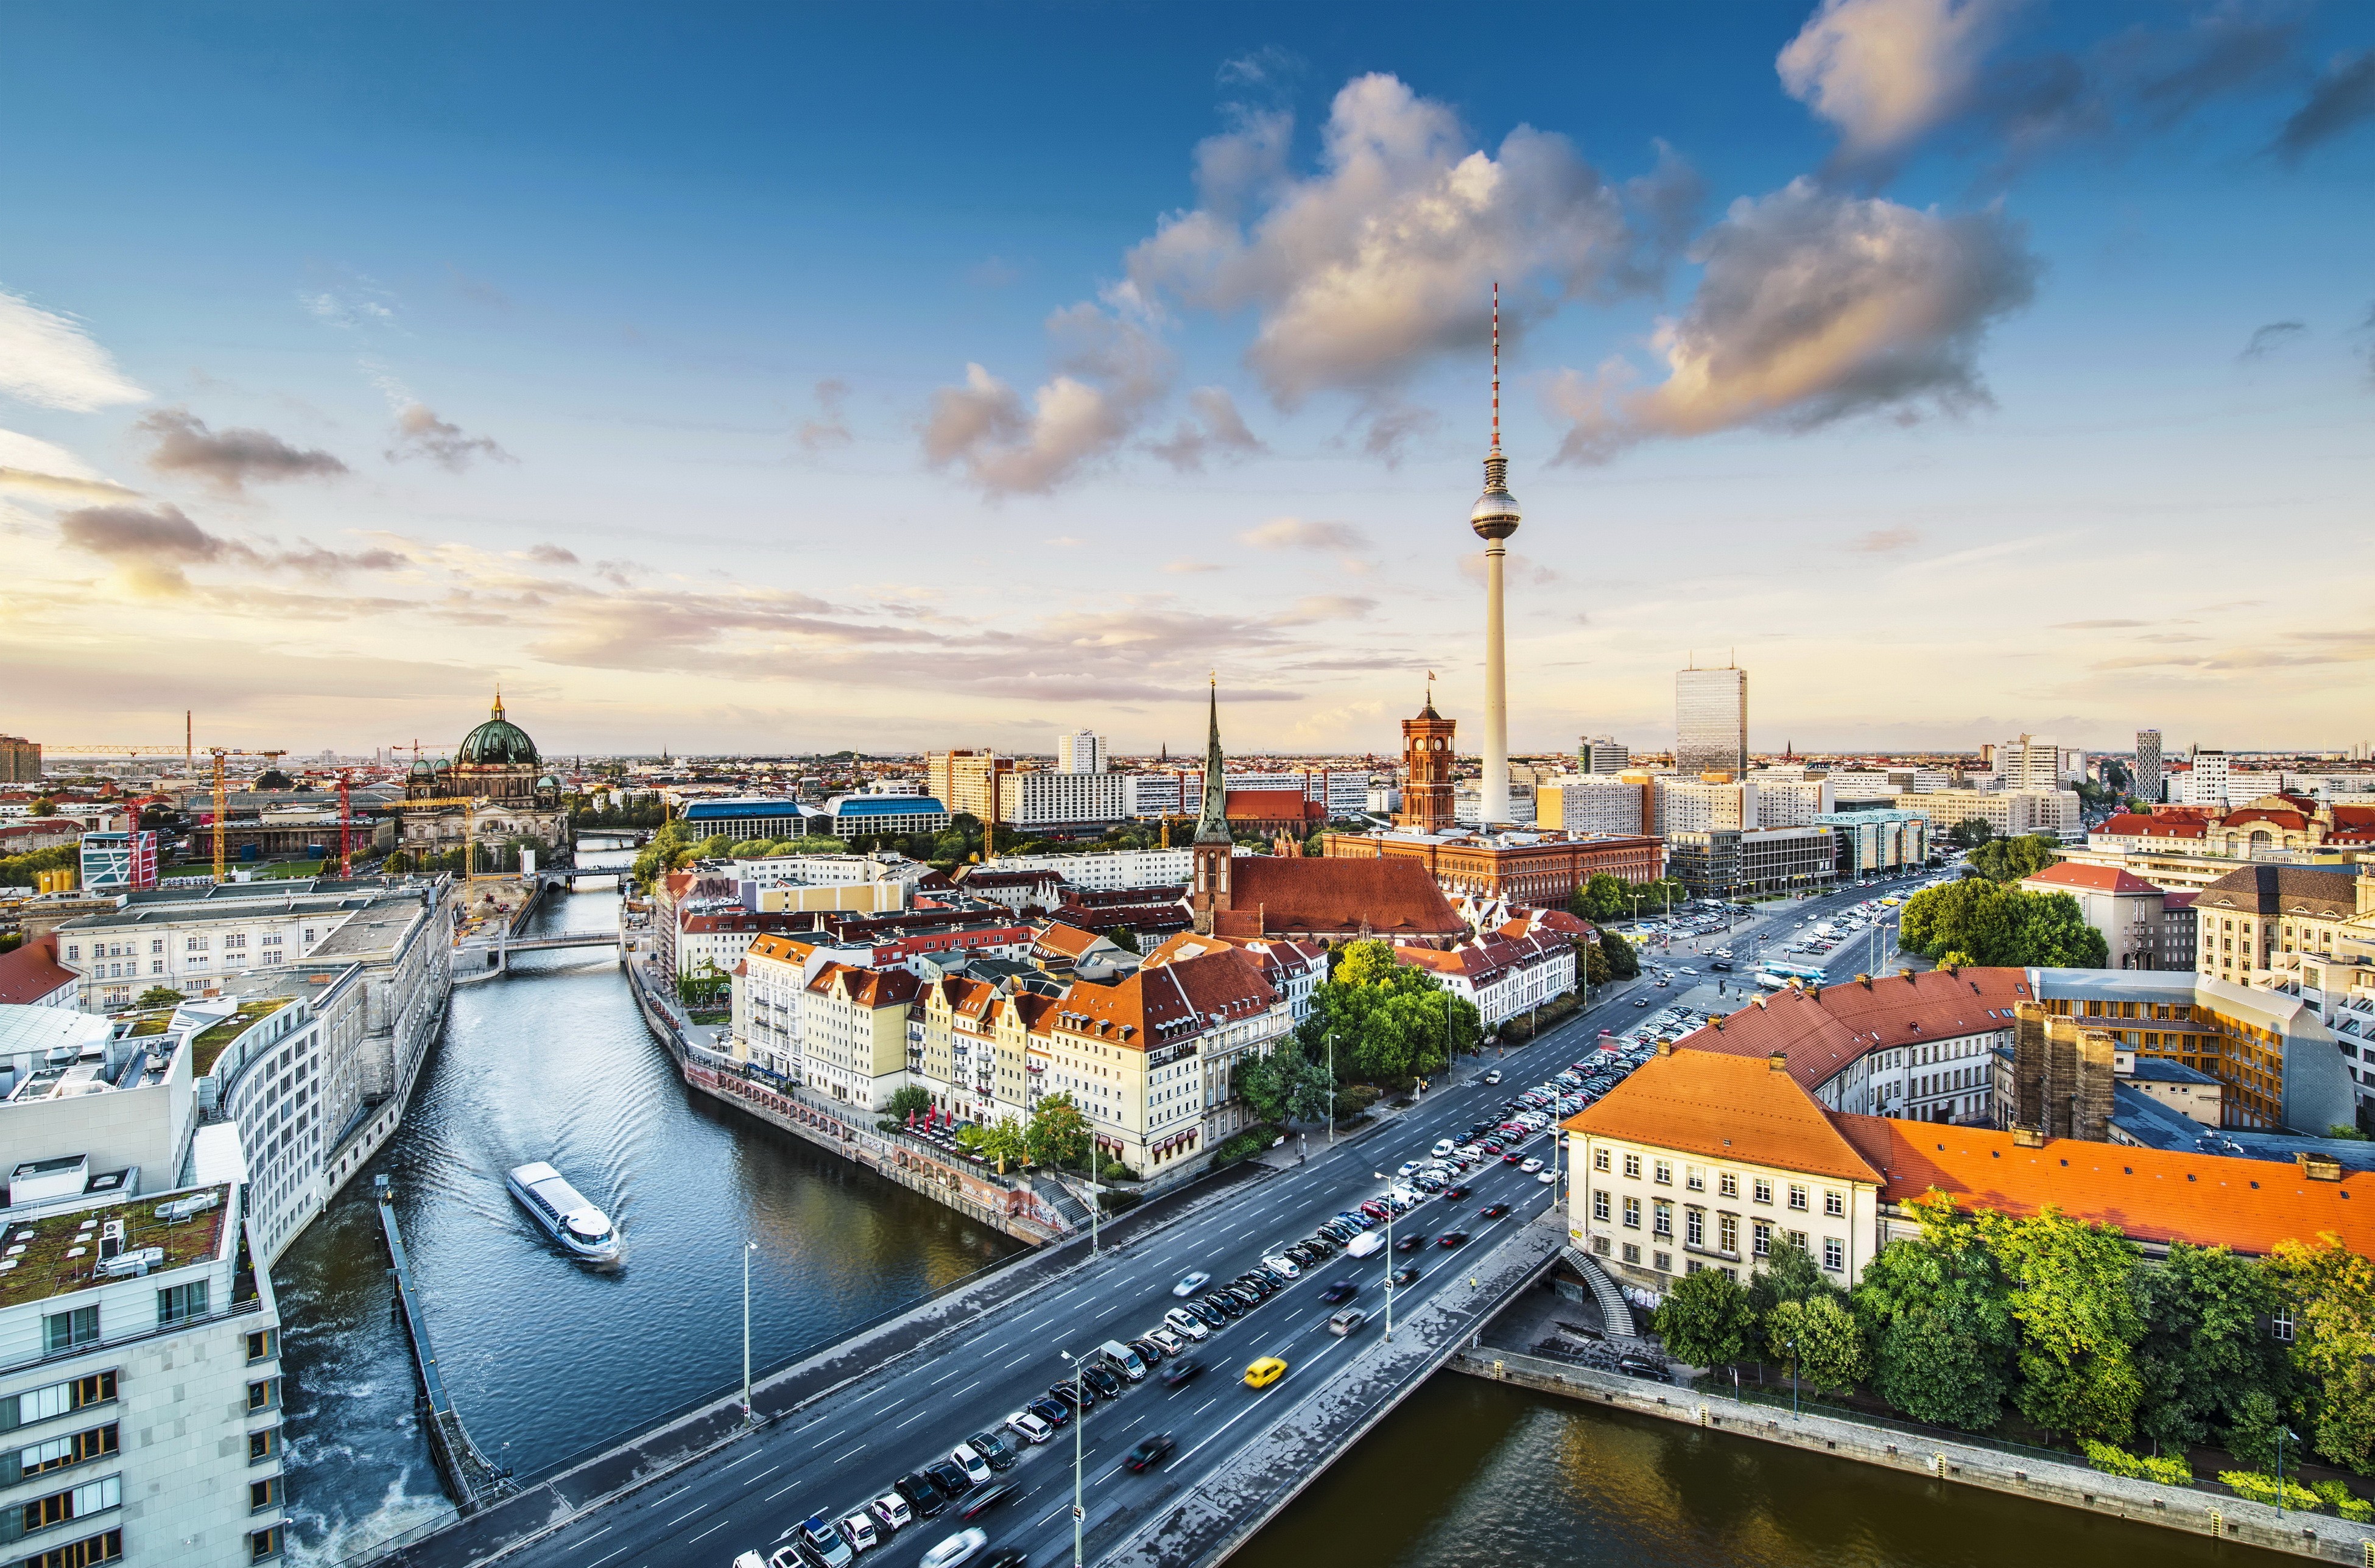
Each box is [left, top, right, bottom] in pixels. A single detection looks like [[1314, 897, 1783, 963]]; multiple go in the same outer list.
[[966, 1430, 1016, 1471], [1050, 1377, 1094, 1408], [1617, 1354, 1669, 1383], [1395, 1234, 1427, 1253], [1082, 1363, 1123, 1397], [1161, 1356, 1205, 1389], [1130, 1336, 1169, 1364], [1709, 960, 1733, 972], [958, 1482, 1016, 1521], [1318, 1280, 1359, 1304], [1028, 1396, 1071, 1429], [924, 1459, 973, 1499], [1124, 1433, 1177, 1472], [1186, 1298, 1226, 1327], [1390, 1264, 1421, 1287], [1442, 1184, 1472, 1201], [893, 1471, 948, 1519], [1438, 1231, 1471, 1248], [1479, 1203, 1511, 1220], [1205, 1292, 1244, 1320]]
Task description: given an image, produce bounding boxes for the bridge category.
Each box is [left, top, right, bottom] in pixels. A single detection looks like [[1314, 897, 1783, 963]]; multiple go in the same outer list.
[[452, 928, 621, 983], [361, 983, 1656, 1568]]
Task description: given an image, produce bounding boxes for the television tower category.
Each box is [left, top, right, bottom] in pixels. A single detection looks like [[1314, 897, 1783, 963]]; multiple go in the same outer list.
[[1471, 283, 1521, 826]]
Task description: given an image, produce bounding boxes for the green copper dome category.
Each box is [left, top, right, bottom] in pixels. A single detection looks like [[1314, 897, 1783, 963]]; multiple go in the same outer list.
[[457, 693, 538, 767]]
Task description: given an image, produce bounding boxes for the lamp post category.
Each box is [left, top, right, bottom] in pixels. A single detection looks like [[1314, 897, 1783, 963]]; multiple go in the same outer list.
[[2276, 1424, 2297, 1517], [1058, 1348, 1089, 1566], [741, 1239, 758, 1422], [1786, 1335, 1800, 1416], [1374, 1172, 1395, 1341]]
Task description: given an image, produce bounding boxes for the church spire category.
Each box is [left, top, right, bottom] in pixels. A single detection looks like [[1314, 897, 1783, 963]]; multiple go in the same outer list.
[[1194, 674, 1229, 844]]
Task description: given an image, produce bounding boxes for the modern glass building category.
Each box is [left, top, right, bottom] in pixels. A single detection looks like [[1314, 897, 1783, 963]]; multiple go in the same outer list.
[[1675, 666, 1748, 778]]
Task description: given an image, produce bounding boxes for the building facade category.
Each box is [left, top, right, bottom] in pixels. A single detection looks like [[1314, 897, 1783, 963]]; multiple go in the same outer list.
[[1535, 774, 1646, 837], [77, 833, 157, 896], [2136, 730, 2163, 803], [398, 694, 566, 853], [1813, 809, 1930, 877], [1321, 830, 1664, 913], [1395, 701, 1458, 834], [1578, 736, 1629, 774], [997, 771, 1126, 829], [1895, 786, 2084, 845], [1055, 732, 1108, 774], [1664, 826, 1835, 900], [0, 736, 40, 784], [1675, 666, 1747, 779]]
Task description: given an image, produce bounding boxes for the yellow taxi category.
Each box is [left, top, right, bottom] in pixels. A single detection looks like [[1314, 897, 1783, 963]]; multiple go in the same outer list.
[[1243, 1357, 1288, 1389]]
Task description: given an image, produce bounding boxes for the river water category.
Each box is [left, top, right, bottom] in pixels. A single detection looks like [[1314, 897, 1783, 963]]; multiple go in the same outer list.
[[280, 851, 2291, 1568], [276, 852, 1025, 1563]]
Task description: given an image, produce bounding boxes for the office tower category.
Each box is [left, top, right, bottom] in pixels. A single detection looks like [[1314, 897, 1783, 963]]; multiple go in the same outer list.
[[2134, 730, 2162, 801], [1994, 734, 2063, 791], [1469, 285, 1521, 826], [0, 734, 39, 782], [2189, 747, 2230, 809], [1675, 664, 1747, 778], [1055, 731, 1108, 773], [1578, 736, 1629, 774]]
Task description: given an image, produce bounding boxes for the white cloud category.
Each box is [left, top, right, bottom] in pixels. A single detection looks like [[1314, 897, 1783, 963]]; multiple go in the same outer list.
[[923, 305, 1172, 495], [1147, 385, 1264, 471], [1549, 179, 2036, 460], [0, 287, 147, 411], [1778, 0, 2011, 161], [1240, 516, 1367, 552]]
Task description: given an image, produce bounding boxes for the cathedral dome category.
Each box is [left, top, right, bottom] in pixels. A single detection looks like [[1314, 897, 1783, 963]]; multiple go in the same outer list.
[[408, 756, 435, 779], [457, 694, 538, 767]]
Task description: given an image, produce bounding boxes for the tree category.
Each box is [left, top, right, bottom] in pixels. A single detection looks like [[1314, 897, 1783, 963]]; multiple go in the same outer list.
[[1747, 1236, 1840, 1335], [1025, 1093, 1092, 1172], [975, 1117, 1029, 1173], [885, 1085, 934, 1122], [1571, 873, 1631, 923], [27, 798, 55, 818], [2267, 1233, 2375, 1471], [1767, 1295, 1868, 1397], [1598, 930, 1640, 980], [1583, 939, 1613, 988], [1980, 1207, 2147, 1443], [1852, 1192, 2018, 1430], [1103, 926, 1141, 955], [1653, 1267, 1754, 1370], [1300, 940, 1480, 1083], [1948, 817, 1993, 850], [2132, 1242, 2290, 1455], [1234, 1038, 1335, 1126], [1898, 882, 2106, 969], [133, 986, 186, 1010], [1968, 832, 2062, 884]]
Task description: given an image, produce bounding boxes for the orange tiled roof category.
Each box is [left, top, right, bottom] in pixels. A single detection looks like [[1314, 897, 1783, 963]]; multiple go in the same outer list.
[[1223, 857, 1465, 940], [2099, 813, 2204, 840], [1561, 1050, 1883, 1186], [1054, 946, 1280, 1050], [1677, 967, 2032, 1094], [2023, 863, 2162, 895], [0, 934, 76, 1005], [1829, 1116, 2375, 1256], [1032, 921, 1106, 959]]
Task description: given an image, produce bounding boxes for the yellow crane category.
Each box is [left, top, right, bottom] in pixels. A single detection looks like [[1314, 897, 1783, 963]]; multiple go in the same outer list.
[[207, 748, 289, 884]]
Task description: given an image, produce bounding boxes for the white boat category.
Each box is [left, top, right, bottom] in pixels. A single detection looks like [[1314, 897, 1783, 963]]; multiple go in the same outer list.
[[505, 1161, 622, 1262]]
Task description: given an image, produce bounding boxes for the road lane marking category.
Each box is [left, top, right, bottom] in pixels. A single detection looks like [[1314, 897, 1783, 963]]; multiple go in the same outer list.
[[662, 1505, 705, 1528], [687, 1519, 734, 1544], [1002, 1351, 1032, 1368], [583, 1547, 632, 1568], [831, 1441, 867, 1463], [720, 1449, 761, 1469], [894, 1407, 932, 1429], [742, 1463, 780, 1485], [765, 1478, 804, 1501]]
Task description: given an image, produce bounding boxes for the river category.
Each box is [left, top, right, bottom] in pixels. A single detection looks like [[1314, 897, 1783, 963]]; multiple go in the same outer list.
[[276, 851, 1026, 1563]]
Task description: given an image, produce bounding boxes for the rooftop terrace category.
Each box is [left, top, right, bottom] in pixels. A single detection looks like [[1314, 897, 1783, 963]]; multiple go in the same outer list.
[[0, 1183, 231, 1310]]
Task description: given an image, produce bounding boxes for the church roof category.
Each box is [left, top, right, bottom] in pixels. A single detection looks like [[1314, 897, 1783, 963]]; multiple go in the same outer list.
[[458, 694, 538, 767]]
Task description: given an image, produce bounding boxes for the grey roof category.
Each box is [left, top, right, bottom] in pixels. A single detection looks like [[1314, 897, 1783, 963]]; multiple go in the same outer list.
[[2195, 863, 2360, 918], [2111, 1083, 2375, 1169], [2123, 1055, 2220, 1086]]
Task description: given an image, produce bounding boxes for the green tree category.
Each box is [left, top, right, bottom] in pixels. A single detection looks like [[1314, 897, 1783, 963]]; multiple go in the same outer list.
[[1980, 1207, 2147, 1443], [1598, 930, 1640, 980], [1583, 938, 1612, 988], [1968, 832, 2063, 884], [1026, 1093, 1092, 1172], [1948, 817, 1993, 850], [133, 986, 187, 1010], [2267, 1233, 2375, 1471], [1852, 1192, 2018, 1430], [1570, 872, 1631, 923], [1234, 1038, 1336, 1126], [1767, 1295, 1868, 1397], [976, 1117, 1029, 1173], [2225, 1388, 2285, 1474], [1653, 1267, 1755, 1370], [885, 1085, 934, 1122], [1103, 926, 1141, 955], [1300, 940, 1480, 1083], [1898, 881, 2106, 969], [1747, 1236, 1842, 1340], [2132, 1242, 2290, 1455]]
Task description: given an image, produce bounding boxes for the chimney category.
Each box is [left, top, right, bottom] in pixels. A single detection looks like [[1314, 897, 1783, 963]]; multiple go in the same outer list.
[[1899, 968, 1916, 982], [2011, 1125, 2045, 1148], [1767, 1051, 1789, 1074], [2298, 1151, 2345, 1182], [1656, 1038, 1673, 1056], [2074, 1028, 2116, 1143], [2041, 1015, 2083, 1141], [1856, 972, 1873, 989], [2014, 1002, 2048, 1131]]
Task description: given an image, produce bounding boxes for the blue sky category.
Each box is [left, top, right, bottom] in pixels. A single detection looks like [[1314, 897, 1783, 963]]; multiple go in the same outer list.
[[2, 2, 2370, 760]]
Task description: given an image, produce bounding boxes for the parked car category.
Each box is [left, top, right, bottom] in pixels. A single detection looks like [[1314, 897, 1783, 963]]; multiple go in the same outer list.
[[1124, 1433, 1177, 1472], [1261, 1254, 1301, 1279], [964, 1430, 1015, 1471], [1005, 1410, 1054, 1446], [1026, 1397, 1070, 1429], [836, 1513, 879, 1554], [949, 1444, 993, 1486], [869, 1494, 913, 1535], [924, 1459, 973, 1500], [1205, 1291, 1245, 1320], [893, 1472, 948, 1519], [796, 1515, 854, 1568], [1082, 1363, 1122, 1398], [1164, 1307, 1210, 1341]]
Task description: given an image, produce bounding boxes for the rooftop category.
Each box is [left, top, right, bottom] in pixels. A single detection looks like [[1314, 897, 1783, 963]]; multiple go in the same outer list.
[[1677, 966, 2032, 1094], [1561, 1050, 1883, 1186], [188, 999, 292, 1078], [0, 1183, 233, 1309], [2022, 863, 2164, 895]]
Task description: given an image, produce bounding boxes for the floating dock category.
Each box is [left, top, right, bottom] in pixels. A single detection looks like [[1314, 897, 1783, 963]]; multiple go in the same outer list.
[[376, 1175, 515, 1514]]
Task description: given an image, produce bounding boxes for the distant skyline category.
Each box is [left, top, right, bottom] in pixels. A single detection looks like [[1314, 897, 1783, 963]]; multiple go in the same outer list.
[[2, 2, 2371, 758]]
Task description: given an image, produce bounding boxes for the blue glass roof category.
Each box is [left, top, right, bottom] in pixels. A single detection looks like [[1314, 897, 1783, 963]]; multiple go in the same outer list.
[[832, 796, 948, 817], [683, 798, 809, 821]]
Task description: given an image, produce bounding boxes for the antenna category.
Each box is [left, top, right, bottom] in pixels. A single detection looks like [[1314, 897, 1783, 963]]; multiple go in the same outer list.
[[1490, 281, 1501, 455]]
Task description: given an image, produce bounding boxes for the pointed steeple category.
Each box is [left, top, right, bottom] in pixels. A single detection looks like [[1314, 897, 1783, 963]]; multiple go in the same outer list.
[[1194, 674, 1230, 844]]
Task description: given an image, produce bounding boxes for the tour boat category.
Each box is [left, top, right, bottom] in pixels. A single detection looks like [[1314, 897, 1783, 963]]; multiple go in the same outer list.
[[505, 1161, 622, 1262]]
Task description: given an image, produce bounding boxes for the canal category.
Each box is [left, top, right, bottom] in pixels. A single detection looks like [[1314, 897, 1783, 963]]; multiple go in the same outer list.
[[277, 855, 1026, 1564]]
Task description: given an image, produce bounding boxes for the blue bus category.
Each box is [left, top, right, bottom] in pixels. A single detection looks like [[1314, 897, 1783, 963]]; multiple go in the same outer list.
[[1754, 960, 1830, 988]]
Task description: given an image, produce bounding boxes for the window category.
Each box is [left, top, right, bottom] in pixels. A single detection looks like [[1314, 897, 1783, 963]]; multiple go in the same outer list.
[[1652, 1160, 1672, 1186], [1622, 1152, 1641, 1180], [186, 935, 208, 951], [225, 933, 247, 951], [247, 1429, 281, 1465], [1717, 1171, 1738, 1199], [1685, 1164, 1705, 1192], [1652, 1200, 1672, 1238], [157, 1281, 209, 1327], [1622, 1196, 1641, 1229], [5, 1426, 118, 1484], [1719, 1214, 1738, 1254], [250, 1525, 284, 1563], [1753, 1178, 1773, 1206], [1591, 1235, 1610, 1257], [1824, 1237, 1845, 1271], [1823, 1190, 1845, 1218], [1787, 1184, 1809, 1212], [1592, 1147, 1610, 1172], [43, 1309, 99, 1356], [16, 1475, 120, 1536], [245, 1379, 281, 1414], [1592, 1189, 1610, 1223], [1753, 1219, 1772, 1257], [1, 1374, 114, 1433], [1652, 1250, 1672, 1273], [250, 1477, 283, 1513], [247, 1329, 277, 1363], [1685, 1208, 1704, 1248], [1789, 1229, 1809, 1252], [19, 1528, 119, 1568], [1621, 1242, 1640, 1264], [2270, 1307, 2295, 1344]]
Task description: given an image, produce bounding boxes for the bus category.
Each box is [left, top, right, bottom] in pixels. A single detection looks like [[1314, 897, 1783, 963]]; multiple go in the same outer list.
[[1753, 960, 1830, 990]]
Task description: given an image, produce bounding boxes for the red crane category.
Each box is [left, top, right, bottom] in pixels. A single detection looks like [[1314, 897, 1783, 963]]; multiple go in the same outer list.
[[335, 769, 356, 877]]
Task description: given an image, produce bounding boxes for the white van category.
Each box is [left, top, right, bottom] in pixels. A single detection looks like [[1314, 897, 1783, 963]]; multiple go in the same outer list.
[[1345, 1230, 1384, 1258], [1100, 1339, 1147, 1380]]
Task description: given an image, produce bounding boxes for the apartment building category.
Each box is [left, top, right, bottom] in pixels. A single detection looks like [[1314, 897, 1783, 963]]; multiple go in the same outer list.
[[1650, 775, 1752, 836], [1392, 926, 1577, 1028], [1533, 774, 1645, 836], [2193, 863, 2370, 986], [799, 965, 920, 1110], [909, 975, 1050, 1130], [924, 751, 1012, 821], [1577, 736, 1629, 774], [1054, 732, 1108, 773], [996, 771, 1128, 830], [1750, 777, 1835, 829], [1812, 809, 1930, 877], [2021, 863, 2190, 971], [1894, 786, 2084, 844], [1664, 826, 1835, 899], [731, 933, 822, 1083]]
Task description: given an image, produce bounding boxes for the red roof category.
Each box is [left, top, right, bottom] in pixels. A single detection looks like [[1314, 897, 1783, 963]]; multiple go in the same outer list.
[[1054, 947, 1280, 1050], [1217, 856, 1464, 941], [1678, 967, 2033, 1095], [1224, 789, 1320, 823], [2022, 863, 2162, 895], [2222, 808, 2309, 831], [1562, 1050, 1884, 1186], [0, 934, 77, 1006], [2097, 813, 2203, 840]]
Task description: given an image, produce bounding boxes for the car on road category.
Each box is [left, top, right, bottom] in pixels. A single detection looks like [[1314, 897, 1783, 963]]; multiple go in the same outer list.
[[1205, 1291, 1245, 1319], [1164, 1308, 1210, 1341], [1328, 1307, 1368, 1335], [1438, 1231, 1471, 1248], [1709, 960, 1733, 971], [1140, 1329, 1181, 1359], [1617, 1354, 1670, 1383], [956, 1483, 1014, 1522], [1124, 1433, 1177, 1472], [869, 1494, 913, 1535], [1538, 1169, 1558, 1184], [1172, 1270, 1211, 1297], [1161, 1355, 1206, 1389], [1004, 1409, 1054, 1446], [1395, 1233, 1427, 1252], [1519, 1158, 1544, 1173], [1318, 1280, 1358, 1304], [918, 1529, 988, 1568], [1483, 1069, 1502, 1083], [924, 1459, 974, 1500], [1390, 1264, 1421, 1287], [1442, 1184, 1472, 1201], [1244, 1357, 1289, 1389], [1501, 1152, 1524, 1165], [1432, 1138, 1457, 1157], [893, 1472, 948, 1519], [1183, 1298, 1226, 1328], [1633, 997, 1650, 1007], [1047, 1379, 1090, 1410], [1344, 1230, 1384, 1259]]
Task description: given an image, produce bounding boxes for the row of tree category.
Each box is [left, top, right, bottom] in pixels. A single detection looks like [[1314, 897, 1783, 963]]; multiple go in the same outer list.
[[1896, 876, 2107, 969], [1568, 871, 1692, 923], [1652, 1194, 2375, 1474]]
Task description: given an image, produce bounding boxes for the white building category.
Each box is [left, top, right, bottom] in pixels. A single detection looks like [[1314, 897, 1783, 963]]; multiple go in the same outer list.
[[1535, 774, 1645, 835], [1991, 734, 2077, 791], [997, 769, 1128, 828], [1895, 787, 2084, 845], [730, 933, 828, 1081], [1652, 776, 1753, 835], [1578, 736, 1630, 774], [972, 848, 1199, 892], [2183, 748, 2232, 810], [1747, 776, 1835, 828], [1055, 732, 1108, 773]]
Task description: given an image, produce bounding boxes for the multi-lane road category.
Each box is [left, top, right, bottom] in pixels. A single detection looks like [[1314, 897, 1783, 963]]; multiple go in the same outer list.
[[499, 983, 1674, 1568]]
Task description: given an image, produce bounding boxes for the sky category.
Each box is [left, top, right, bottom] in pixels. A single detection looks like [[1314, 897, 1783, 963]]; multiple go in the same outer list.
[[2, 1, 2371, 762]]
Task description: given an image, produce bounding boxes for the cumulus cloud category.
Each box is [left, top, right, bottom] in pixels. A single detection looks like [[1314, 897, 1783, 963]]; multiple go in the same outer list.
[[1240, 516, 1366, 552], [2272, 49, 2375, 162], [56, 502, 401, 594], [1147, 386, 1264, 470], [1125, 73, 1700, 409], [387, 403, 512, 469], [1778, 0, 2010, 163], [798, 378, 853, 452], [1851, 525, 1923, 552], [138, 407, 348, 492], [0, 287, 147, 411], [923, 304, 1172, 494], [1549, 179, 2038, 461], [2240, 320, 2306, 360]]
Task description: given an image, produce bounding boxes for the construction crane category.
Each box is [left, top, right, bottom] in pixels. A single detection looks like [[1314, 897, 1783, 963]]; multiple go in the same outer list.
[[206, 748, 289, 884], [333, 770, 357, 878]]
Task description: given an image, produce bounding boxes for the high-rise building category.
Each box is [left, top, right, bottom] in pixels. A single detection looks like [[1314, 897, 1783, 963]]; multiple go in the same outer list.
[[1395, 697, 1458, 834], [2135, 730, 2164, 802], [2186, 747, 2231, 810], [0, 734, 38, 783], [1993, 734, 2065, 791], [924, 750, 1014, 822], [1055, 731, 1108, 773], [1578, 736, 1629, 774], [1674, 665, 1747, 778], [1469, 286, 1521, 826]]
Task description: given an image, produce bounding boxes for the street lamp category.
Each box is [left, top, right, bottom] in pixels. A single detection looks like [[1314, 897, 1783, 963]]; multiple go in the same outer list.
[[2276, 1424, 2298, 1517], [1058, 1348, 1090, 1566], [1373, 1172, 1395, 1341], [741, 1239, 758, 1422]]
